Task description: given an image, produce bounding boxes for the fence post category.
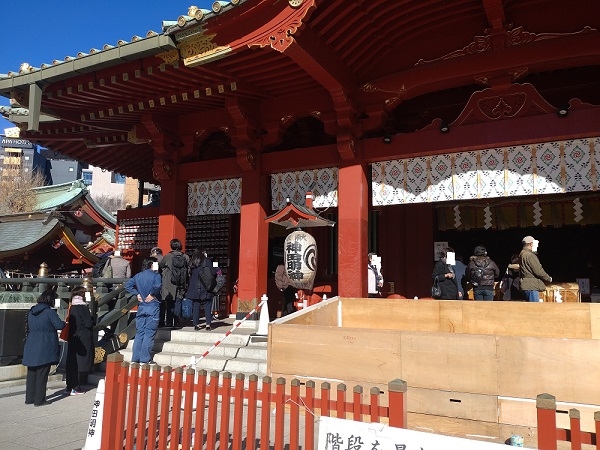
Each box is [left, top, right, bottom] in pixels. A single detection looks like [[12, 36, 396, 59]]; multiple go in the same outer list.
[[370, 387, 380, 423], [336, 383, 347, 419], [388, 379, 407, 429], [274, 377, 286, 450], [536, 393, 558, 450], [305, 380, 316, 450], [594, 411, 600, 450], [569, 409, 582, 450], [353, 386, 363, 422], [101, 352, 124, 450]]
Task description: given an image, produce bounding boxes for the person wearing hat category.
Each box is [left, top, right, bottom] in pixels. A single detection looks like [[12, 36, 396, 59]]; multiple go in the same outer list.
[[519, 236, 552, 302], [150, 247, 163, 263], [466, 245, 500, 300]]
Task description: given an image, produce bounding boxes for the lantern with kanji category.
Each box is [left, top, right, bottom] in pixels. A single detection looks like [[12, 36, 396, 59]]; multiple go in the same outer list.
[[284, 230, 317, 290]]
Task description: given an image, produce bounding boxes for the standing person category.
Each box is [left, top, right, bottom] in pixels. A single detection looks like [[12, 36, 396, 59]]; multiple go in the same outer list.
[[431, 248, 459, 300], [22, 289, 65, 406], [158, 239, 189, 328], [519, 236, 552, 302], [150, 247, 164, 263], [108, 250, 131, 279], [275, 263, 297, 316], [125, 258, 162, 364], [466, 246, 500, 301], [185, 247, 217, 331], [501, 254, 526, 301], [65, 287, 94, 395], [367, 253, 384, 298], [452, 254, 468, 300]]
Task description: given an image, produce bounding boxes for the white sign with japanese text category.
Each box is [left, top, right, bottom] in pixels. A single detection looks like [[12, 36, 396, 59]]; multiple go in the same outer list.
[[318, 417, 514, 450]]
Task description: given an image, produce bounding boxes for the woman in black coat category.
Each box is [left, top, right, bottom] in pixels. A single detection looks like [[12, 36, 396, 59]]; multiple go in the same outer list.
[[65, 287, 94, 395], [22, 289, 65, 406], [431, 248, 459, 300], [185, 247, 217, 331]]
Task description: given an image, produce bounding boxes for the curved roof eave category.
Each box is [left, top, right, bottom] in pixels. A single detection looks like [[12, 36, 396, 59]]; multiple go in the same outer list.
[[0, 218, 63, 258], [0, 34, 177, 89]]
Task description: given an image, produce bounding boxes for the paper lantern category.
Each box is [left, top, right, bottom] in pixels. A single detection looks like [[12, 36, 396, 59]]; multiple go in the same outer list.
[[284, 230, 317, 290]]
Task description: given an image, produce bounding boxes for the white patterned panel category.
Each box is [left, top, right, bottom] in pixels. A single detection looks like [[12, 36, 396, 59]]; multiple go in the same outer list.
[[313, 168, 338, 208], [506, 145, 534, 196], [453, 152, 478, 200], [224, 178, 242, 214], [479, 148, 505, 198], [564, 138, 593, 192], [372, 161, 403, 206], [535, 142, 563, 194], [428, 154, 453, 202], [271, 168, 338, 210], [404, 157, 429, 203], [187, 178, 241, 216]]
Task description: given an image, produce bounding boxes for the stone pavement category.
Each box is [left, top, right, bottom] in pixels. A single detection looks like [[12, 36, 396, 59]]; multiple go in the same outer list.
[[0, 376, 99, 450]]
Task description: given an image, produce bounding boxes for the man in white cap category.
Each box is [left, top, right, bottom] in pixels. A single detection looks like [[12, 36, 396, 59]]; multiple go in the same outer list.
[[519, 236, 552, 302]]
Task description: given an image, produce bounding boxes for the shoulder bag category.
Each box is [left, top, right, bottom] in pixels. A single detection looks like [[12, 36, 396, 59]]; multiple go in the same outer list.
[[431, 278, 442, 298], [59, 305, 71, 341]]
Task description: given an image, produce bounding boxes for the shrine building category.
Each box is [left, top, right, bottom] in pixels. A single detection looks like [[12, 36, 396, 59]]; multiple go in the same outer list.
[[1, 0, 600, 312]]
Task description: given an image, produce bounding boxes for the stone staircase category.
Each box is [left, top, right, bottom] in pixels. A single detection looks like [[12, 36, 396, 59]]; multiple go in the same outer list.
[[119, 319, 268, 376]]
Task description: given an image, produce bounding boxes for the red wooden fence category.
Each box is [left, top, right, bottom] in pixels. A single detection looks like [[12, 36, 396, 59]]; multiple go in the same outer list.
[[537, 393, 600, 450], [101, 353, 407, 450]]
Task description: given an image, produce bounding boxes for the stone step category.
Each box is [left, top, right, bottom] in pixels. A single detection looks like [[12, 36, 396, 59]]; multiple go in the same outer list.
[[119, 349, 267, 375], [157, 341, 267, 359]]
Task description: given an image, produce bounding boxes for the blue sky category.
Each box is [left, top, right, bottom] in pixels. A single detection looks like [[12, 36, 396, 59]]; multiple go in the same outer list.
[[0, 0, 213, 133]]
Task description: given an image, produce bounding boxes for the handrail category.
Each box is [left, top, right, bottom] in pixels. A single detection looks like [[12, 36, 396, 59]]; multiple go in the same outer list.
[[0, 276, 140, 362]]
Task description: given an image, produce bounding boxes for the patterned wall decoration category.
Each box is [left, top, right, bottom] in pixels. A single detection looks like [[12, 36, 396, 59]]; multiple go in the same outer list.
[[188, 178, 242, 216], [271, 168, 338, 210], [372, 137, 600, 207]]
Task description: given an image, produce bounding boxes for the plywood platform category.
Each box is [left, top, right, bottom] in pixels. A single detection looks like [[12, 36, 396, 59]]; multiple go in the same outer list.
[[267, 298, 600, 447]]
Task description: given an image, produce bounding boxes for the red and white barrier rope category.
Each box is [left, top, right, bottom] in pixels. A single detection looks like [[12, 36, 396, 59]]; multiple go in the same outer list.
[[182, 298, 268, 369]]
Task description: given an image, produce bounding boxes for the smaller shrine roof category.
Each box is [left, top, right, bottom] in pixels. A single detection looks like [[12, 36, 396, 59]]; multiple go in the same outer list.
[[31, 180, 116, 227], [266, 200, 335, 229], [0, 216, 61, 255]]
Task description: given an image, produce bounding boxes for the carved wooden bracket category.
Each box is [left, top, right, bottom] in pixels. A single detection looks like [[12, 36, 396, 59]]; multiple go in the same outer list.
[[152, 159, 173, 181], [337, 132, 356, 161], [236, 148, 256, 171], [247, 0, 316, 53]]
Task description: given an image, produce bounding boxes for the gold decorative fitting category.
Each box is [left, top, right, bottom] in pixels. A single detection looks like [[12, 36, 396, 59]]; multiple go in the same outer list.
[[289, 0, 304, 7], [157, 49, 180, 65]]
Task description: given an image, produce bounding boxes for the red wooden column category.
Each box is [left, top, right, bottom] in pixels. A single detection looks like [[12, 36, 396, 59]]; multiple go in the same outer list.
[[337, 163, 369, 298], [157, 177, 188, 252], [236, 169, 269, 310]]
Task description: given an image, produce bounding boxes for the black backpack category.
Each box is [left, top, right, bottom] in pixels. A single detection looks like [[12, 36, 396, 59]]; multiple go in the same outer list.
[[470, 260, 489, 287], [199, 264, 217, 292], [170, 253, 188, 287]]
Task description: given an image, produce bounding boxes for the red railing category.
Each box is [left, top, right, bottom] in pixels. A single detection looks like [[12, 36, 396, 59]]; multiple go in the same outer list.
[[537, 393, 600, 450], [101, 353, 407, 450]]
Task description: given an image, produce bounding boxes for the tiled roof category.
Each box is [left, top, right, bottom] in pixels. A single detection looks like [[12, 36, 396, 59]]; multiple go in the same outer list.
[[0, 217, 61, 253], [0, 1, 248, 81], [32, 180, 87, 211]]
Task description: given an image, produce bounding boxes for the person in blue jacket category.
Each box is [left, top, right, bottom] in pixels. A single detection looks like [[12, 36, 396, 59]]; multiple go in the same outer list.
[[125, 258, 162, 364], [22, 289, 65, 406]]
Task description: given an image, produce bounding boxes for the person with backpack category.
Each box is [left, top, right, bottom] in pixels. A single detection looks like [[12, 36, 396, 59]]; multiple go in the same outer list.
[[185, 247, 218, 331], [158, 239, 189, 328], [466, 245, 500, 301]]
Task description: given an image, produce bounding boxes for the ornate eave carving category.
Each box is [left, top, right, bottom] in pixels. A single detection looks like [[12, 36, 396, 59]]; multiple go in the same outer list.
[[415, 26, 598, 66], [451, 83, 556, 127], [247, 0, 316, 53]]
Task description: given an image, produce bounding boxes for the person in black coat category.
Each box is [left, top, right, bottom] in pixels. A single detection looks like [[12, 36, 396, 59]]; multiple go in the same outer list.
[[431, 247, 459, 300], [22, 289, 65, 406], [65, 287, 94, 395], [185, 247, 217, 331]]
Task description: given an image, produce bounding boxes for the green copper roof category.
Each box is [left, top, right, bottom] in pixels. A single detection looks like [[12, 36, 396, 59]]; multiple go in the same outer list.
[[0, 218, 61, 255], [32, 180, 87, 211]]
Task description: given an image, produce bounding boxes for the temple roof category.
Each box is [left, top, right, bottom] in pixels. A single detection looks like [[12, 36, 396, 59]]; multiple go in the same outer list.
[[0, 216, 62, 255], [0, 1, 598, 181], [31, 180, 116, 228]]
